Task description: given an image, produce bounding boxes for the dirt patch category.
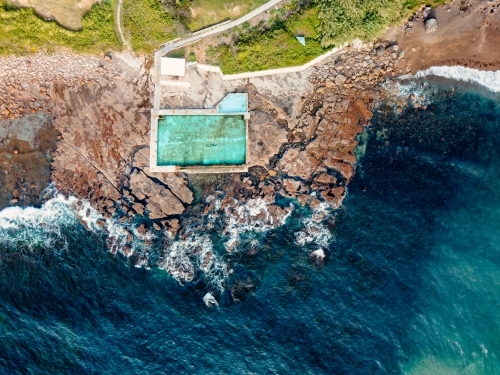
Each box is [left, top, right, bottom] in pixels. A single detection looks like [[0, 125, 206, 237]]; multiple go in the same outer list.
[[7, 0, 99, 31], [393, 0, 500, 73]]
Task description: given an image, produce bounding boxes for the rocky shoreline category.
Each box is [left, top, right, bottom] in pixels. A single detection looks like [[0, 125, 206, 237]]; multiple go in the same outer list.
[[1, 0, 498, 297], [0, 40, 408, 291]]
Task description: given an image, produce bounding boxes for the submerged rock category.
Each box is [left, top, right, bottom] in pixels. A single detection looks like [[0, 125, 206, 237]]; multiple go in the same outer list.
[[230, 278, 257, 303], [203, 292, 219, 308], [310, 248, 327, 267]]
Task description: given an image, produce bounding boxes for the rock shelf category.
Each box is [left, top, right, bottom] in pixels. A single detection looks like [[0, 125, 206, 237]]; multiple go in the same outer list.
[[0, 40, 406, 257]]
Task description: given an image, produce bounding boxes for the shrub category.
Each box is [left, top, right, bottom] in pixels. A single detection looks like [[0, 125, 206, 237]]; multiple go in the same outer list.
[[317, 0, 448, 47]]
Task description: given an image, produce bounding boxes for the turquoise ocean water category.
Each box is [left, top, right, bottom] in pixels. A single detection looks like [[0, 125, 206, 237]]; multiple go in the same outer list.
[[1, 75, 500, 374]]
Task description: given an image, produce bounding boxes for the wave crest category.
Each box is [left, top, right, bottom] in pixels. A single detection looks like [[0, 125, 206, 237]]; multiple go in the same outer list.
[[414, 66, 500, 93]]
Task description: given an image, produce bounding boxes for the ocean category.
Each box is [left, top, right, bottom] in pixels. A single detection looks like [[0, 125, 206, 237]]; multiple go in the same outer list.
[[1, 69, 500, 374]]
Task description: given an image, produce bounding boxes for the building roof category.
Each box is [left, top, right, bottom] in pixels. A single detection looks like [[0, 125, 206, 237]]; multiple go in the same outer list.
[[161, 57, 186, 77]]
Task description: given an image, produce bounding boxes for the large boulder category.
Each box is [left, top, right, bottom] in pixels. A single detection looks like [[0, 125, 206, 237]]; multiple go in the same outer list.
[[425, 18, 438, 33], [129, 171, 186, 219], [350, 39, 363, 50], [422, 6, 432, 19]]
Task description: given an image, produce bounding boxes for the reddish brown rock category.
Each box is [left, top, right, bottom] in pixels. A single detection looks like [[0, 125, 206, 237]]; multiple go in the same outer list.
[[248, 111, 288, 167], [282, 179, 309, 197], [129, 170, 185, 219], [162, 218, 180, 238], [314, 173, 337, 185], [279, 148, 325, 180], [320, 186, 346, 208]]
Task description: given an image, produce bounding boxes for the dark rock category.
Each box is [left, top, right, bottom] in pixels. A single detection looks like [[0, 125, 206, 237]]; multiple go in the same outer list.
[[230, 277, 257, 303], [422, 6, 432, 19], [203, 293, 219, 307]]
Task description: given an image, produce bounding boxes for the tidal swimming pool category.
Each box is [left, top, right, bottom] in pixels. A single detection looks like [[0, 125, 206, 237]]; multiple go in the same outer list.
[[157, 114, 247, 166]]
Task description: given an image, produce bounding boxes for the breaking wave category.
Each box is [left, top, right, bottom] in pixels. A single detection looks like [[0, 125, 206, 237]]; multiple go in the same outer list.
[[205, 194, 294, 252], [0, 194, 143, 256], [295, 203, 333, 249], [0, 195, 77, 252], [0, 188, 339, 304], [414, 66, 500, 93], [161, 234, 228, 293]]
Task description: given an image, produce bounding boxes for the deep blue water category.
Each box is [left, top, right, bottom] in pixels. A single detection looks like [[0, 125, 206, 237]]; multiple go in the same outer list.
[[1, 79, 500, 374]]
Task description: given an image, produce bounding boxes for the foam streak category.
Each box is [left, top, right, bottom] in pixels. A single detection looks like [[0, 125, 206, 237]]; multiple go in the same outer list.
[[414, 66, 500, 93]]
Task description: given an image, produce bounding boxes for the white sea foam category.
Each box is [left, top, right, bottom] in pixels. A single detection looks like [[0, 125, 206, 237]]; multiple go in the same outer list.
[[163, 234, 228, 292], [383, 78, 430, 109], [0, 195, 78, 251], [203, 292, 219, 307], [310, 248, 326, 260], [0, 194, 145, 258], [295, 204, 333, 248], [69, 197, 149, 259], [218, 196, 293, 252], [414, 66, 500, 93], [295, 219, 332, 247], [397, 80, 427, 99]]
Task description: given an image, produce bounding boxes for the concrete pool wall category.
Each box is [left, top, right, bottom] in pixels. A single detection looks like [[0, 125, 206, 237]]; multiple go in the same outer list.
[[149, 93, 249, 173]]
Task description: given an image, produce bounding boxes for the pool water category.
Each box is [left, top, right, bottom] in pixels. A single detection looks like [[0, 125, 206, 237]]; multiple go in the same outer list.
[[217, 93, 248, 113], [157, 114, 246, 166]]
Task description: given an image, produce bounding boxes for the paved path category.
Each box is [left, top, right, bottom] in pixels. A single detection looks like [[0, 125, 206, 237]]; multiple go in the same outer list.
[[158, 0, 283, 56], [154, 0, 283, 108], [116, 0, 131, 51]]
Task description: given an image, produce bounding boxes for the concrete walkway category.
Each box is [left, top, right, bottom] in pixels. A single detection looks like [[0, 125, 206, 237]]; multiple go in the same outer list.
[[196, 42, 348, 81], [115, 0, 131, 51], [153, 0, 283, 108], [151, 0, 351, 109]]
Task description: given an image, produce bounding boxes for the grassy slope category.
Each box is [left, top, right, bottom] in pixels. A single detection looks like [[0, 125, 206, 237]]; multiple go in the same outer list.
[[187, 0, 267, 31], [207, 8, 326, 74], [0, 0, 120, 55], [122, 0, 175, 54], [208, 0, 449, 74]]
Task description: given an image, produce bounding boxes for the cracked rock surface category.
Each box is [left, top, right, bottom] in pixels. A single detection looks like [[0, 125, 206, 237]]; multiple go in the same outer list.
[[0, 40, 394, 258], [0, 53, 193, 224]]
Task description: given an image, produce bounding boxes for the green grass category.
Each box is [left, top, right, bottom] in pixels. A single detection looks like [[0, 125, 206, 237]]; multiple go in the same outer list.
[[122, 0, 176, 53], [0, 0, 120, 55], [207, 0, 450, 73], [186, 0, 267, 31], [207, 8, 326, 74]]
